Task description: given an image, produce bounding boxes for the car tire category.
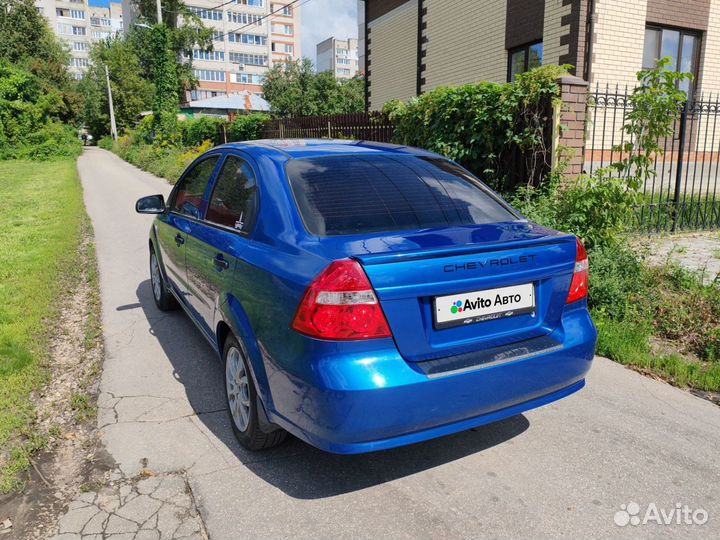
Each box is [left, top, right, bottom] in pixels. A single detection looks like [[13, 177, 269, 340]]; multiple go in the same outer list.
[[150, 249, 178, 311], [223, 334, 287, 451]]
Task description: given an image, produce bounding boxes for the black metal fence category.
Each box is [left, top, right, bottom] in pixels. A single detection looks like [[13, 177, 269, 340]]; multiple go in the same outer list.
[[586, 84, 720, 232]]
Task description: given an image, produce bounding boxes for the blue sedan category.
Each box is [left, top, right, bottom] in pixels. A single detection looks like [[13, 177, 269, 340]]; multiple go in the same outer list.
[[135, 139, 596, 454]]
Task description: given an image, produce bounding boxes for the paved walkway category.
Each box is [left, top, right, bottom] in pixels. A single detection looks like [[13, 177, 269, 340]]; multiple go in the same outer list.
[[54, 148, 720, 539]]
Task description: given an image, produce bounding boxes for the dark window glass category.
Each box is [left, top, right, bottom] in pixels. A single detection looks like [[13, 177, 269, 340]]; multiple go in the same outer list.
[[171, 156, 219, 218], [508, 42, 543, 82], [206, 155, 259, 233], [642, 25, 700, 97], [509, 50, 525, 83], [286, 155, 517, 236]]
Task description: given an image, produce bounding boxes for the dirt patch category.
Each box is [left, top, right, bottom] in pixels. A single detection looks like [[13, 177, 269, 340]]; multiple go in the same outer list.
[[0, 220, 112, 539], [634, 231, 720, 284]]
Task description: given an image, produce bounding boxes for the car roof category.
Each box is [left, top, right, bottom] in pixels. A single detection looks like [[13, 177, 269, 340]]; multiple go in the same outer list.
[[215, 139, 442, 161]]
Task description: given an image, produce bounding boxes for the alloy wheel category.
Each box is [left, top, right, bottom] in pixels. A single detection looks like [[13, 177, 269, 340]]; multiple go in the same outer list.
[[226, 346, 251, 432], [150, 253, 162, 302]]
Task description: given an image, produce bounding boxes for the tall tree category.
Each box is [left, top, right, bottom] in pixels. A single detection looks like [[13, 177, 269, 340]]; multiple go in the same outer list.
[[263, 60, 365, 117], [128, 0, 212, 100], [0, 0, 77, 119], [262, 59, 319, 117], [78, 37, 154, 137]]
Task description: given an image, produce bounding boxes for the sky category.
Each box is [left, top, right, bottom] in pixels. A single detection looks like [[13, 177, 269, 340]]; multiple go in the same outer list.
[[299, 0, 357, 65], [88, 0, 358, 65]]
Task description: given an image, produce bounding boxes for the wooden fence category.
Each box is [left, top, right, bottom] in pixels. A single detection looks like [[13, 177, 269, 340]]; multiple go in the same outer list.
[[258, 112, 396, 143]]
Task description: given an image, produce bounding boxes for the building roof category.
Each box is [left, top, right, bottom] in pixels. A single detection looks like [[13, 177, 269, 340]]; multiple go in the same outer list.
[[187, 91, 270, 112]]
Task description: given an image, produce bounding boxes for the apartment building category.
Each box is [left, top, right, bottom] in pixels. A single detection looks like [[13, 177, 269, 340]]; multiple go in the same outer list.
[[36, 0, 123, 78], [168, 0, 301, 101], [316, 36, 359, 78], [361, 0, 720, 110]]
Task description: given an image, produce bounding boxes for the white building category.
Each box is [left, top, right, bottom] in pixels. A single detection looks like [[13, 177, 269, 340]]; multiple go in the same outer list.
[[122, 0, 302, 101], [36, 0, 123, 79], [316, 36, 359, 79]]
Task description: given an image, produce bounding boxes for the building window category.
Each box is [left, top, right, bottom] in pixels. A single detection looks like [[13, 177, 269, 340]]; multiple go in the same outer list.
[[194, 69, 226, 82], [271, 43, 293, 54], [229, 33, 266, 45], [72, 25, 86, 35], [57, 8, 86, 19], [187, 6, 223, 20], [337, 57, 350, 65], [337, 68, 351, 76], [235, 0, 263, 6], [508, 42, 542, 82], [212, 31, 224, 41], [191, 89, 226, 100], [227, 11, 262, 24], [271, 23, 293, 35], [71, 57, 90, 68], [643, 26, 700, 96], [229, 52, 268, 66], [193, 49, 225, 61], [234, 73, 264, 84], [73, 41, 90, 51]]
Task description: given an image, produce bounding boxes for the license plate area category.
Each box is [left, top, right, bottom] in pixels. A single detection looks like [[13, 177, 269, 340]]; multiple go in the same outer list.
[[433, 283, 536, 330]]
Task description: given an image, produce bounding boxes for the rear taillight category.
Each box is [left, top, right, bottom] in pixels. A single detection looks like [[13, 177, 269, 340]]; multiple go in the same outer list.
[[292, 259, 392, 340], [566, 238, 589, 304]]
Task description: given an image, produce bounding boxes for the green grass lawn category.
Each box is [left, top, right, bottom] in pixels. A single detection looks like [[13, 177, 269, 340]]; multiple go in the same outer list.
[[0, 159, 85, 491]]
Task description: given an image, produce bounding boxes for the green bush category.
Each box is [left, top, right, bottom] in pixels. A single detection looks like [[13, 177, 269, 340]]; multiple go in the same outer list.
[[588, 243, 646, 320], [0, 122, 81, 160], [385, 65, 567, 191], [134, 115, 155, 144], [98, 135, 114, 150], [179, 116, 223, 147], [512, 169, 636, 250], [228, 113, 270, 142], [110, 131, 211, 183], [0, 62, 79, 160]]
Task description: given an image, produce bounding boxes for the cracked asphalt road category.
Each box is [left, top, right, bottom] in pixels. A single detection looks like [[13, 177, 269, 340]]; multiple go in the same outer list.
[[67, 148, 720, 539]]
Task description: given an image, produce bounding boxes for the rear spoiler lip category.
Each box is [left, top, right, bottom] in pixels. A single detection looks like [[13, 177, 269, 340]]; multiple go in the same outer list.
[[352, 233, 577, 266]]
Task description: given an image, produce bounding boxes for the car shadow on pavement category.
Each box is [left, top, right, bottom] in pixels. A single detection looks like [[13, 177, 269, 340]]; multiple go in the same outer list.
[[135, 279, 530, 500]]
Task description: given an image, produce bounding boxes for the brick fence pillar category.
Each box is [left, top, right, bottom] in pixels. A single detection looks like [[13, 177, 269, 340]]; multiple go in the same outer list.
[[552, 75, 589, 179]]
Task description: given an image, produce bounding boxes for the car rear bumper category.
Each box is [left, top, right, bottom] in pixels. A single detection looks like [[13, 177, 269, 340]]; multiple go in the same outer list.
[[266, 306, 596, 454]]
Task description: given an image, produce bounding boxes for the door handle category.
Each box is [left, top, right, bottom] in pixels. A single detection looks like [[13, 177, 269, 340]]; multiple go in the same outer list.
[[213, 254, 230, 270], [175, 234, 185, 246]]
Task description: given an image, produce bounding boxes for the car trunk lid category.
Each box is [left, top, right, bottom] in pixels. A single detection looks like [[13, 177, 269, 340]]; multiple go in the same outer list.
[[318, 222, 577, 361]]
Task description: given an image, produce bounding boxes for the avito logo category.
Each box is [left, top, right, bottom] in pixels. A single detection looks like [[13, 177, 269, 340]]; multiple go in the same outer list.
[[450, 294, 523, 314]]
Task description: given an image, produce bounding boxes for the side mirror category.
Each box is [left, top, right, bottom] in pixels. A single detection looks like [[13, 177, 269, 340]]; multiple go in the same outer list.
[[136, 194, 166, 214]]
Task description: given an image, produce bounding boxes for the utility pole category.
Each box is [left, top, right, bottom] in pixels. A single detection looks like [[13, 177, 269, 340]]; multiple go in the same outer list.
[[156, 0, 162, 24], [105, 65, 118, 140]]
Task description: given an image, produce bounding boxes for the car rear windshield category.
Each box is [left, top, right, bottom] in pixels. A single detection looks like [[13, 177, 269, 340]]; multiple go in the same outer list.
[[285, 154, 517, 236]]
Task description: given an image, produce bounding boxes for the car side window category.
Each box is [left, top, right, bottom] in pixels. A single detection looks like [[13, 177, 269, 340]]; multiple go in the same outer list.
[[205, 155, 259, 234], [170, 156, 220, 218]]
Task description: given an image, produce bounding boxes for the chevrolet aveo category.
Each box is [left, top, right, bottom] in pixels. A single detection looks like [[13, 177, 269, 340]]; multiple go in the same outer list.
[[135, 139, 597, 454]]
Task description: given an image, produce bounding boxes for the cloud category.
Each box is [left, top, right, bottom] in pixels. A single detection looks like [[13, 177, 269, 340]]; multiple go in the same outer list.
[[299, 0, 358, 66]]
